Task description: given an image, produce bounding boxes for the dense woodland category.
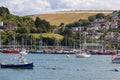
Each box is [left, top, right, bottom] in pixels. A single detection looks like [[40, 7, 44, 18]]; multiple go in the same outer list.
[[0, 6, 120, 49]]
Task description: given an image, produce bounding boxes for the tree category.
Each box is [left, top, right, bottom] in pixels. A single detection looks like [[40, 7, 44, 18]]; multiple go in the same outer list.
[[78, 19, 91, 28], [0, 6, 10, 16], [88, 15, 96, 22], [35, 17, 41, 28], [15, 27, 29, 34], [34, 17, 52, 33], [59, 22, 64, 27], [96, 13, 105, 19], [30, 27, 37, 33], [60, 28, 72, 37]]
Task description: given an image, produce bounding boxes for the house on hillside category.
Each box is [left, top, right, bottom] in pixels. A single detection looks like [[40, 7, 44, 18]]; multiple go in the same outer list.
[[93, 18, 110, 30], [110, 11, 119, 28], [87, 26, 94, 31], [110, 11, 119, 21], [7, 21, 17, 30], [82, 43, 103, 51], [71, 27, 85, 32], [110, 21, 118, 29], [105, 32, 114, 39], [0, 21, 3, 26], [71, 27, 79, 32], [112, 32, 120, 42], [89, 34, 100, 40], [53, 28, 59, 33], [94, 18, 105, 23]]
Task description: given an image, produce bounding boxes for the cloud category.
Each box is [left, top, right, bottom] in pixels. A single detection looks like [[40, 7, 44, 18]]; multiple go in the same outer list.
[[59, 0, 112, 10], [0, 0, 51, 15], [0, 0, 120, 15]]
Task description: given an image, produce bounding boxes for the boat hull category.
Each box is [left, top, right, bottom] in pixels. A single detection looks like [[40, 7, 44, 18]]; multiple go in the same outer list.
[[20, 51, 28, 55], [2, 49, 19, 54], [28, 51, 44, 54], [95, 52, 115, 55], [76, 54, 91, 58], [1, 63, 34, 69], [112, 60, 120, 63]]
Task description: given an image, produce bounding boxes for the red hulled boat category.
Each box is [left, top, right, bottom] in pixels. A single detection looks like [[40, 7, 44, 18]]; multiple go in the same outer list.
[[95, 51, 115, 55], [2, 49, 20, 54]]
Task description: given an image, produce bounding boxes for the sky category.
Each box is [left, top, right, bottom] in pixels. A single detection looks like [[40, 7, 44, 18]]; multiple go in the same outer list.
[[0, 0, 120, 16]]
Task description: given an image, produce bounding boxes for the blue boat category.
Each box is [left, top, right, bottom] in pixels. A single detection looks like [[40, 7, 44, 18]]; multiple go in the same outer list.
[[1, 62, 33, 69], [28, 50, 45, 54], [1, 54, 34, 69], [29, 33, 45, 54]]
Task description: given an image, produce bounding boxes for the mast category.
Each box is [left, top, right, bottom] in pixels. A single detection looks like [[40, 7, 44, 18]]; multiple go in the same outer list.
[[83, 32, 87, 50], [30, 35, 32, 50], [0, 29, 4, 49], [13, 34, 16, 49], [0, 31, 1, 49], [39, 33, 42, 50], [79, 27, 81, 50], [21, 37, 24, 49]]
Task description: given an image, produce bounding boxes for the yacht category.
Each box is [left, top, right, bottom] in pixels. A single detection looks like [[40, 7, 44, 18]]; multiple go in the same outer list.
[[76, 50, 91, 58]]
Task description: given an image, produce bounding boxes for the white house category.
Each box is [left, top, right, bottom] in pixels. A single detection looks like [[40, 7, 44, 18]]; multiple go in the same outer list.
[[7, 21, 17, 30], [110, 21, 118, 29], [0, 21, 3, 26]]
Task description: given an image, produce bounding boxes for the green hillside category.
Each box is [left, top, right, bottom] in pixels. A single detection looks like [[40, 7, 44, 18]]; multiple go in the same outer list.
[[32, 33, 64, 41]]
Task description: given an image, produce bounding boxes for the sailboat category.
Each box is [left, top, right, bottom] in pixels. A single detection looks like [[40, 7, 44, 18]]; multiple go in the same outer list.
[[2, 34, 19, 54], [28, 33, 45, 54], [76, 50, 91, 58], [75, 31, 91, 58], [19, 38, 28, 55], [95, 35, 114, 55]]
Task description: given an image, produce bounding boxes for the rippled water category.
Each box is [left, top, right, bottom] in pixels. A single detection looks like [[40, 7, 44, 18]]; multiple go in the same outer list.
[[0, 53, 120, 80]]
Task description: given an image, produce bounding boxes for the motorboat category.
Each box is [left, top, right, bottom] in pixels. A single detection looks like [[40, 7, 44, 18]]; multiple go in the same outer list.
[[0, 54, 34, 69], [112, 55, 120, 63]]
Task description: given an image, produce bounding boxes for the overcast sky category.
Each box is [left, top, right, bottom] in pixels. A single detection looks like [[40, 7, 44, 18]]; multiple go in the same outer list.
[[0, 0, 120, 16]]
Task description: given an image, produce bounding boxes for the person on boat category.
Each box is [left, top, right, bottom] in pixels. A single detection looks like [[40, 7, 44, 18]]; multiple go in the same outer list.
[[19, 54, 24, 63]]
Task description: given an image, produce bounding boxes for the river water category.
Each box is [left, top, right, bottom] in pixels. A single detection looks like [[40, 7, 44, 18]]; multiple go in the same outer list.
[[0, 53, 120, 80]]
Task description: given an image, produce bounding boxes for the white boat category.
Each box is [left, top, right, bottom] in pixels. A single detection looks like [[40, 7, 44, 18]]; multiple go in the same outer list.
[[112, 55, 120, 63], [76, 51, 91, 58], [75, 31, 91, 58], [20, 49, 28, 55], [20, 51, 28, 55]]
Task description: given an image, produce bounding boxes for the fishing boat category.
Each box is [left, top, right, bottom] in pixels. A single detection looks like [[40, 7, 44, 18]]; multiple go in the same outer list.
[[1, 54, 34, 69]]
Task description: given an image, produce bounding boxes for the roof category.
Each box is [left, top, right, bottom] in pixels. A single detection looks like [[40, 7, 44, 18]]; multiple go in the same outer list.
[[83, 43, 102, 46]]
